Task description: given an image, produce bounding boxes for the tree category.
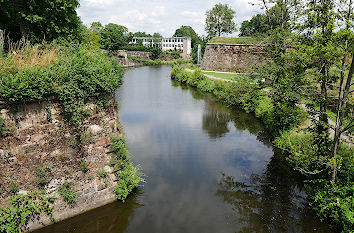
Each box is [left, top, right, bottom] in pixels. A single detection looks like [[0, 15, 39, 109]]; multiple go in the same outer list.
[[90, 22, 103, 32], [100, 23, 130, 51], [205, 4, 237, 37], [133, 32, 151, 37], [0, 0, 82, 43], [240, 14, 265, 36], [173, 25, 199, 47]]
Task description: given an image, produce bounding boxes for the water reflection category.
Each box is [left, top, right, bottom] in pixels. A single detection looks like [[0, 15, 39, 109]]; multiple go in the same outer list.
[[203, 99, 231, 139], [35, 66, 331, 233], [217, 152, 330, 233], [36, 191, 143, 233]]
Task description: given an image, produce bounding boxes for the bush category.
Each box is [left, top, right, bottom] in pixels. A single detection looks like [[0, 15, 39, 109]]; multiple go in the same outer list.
[[0, 67, 53, 107], [306, 179, 354, 233], [58, 182, 76, 204], [110, 135, 145, 202], [0, 192, 53, 233], [113, 162, 144, 202]]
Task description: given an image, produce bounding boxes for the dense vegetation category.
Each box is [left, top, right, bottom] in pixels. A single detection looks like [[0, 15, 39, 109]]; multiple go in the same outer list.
[[0, 192, 54, 233], [0, 3, 145, 229], [0, 0, 82, 43]]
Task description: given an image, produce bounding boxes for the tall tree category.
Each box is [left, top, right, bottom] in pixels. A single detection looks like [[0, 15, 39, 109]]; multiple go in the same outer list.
[[173, 25, 199, 47], [330, 0, 353, 182], [100, 23, 130, 51], [0, 0, 82, 42], [205, 4, 236, 37]]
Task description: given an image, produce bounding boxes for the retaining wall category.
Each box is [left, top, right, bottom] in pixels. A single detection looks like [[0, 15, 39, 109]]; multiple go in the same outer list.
[[201, 43, 269, 72]]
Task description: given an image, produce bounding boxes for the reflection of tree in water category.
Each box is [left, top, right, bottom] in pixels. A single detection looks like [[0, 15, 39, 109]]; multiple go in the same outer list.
[[36, 190, 144, 233], [202, 99, 231, 139], [172, 80, 272, 142], [216, 151, 331, 233]]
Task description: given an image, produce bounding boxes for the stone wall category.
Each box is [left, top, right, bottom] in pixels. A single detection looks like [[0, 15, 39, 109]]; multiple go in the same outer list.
[[201, 43, 269, 72], [0, 98, 123, 231], [117, 50, 152, 60]]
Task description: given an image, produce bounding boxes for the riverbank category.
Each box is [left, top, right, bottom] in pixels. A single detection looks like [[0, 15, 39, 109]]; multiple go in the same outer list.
[[117, 55, 192, 67], [171, 65, 353, 232], [0, 44, 144, 232]]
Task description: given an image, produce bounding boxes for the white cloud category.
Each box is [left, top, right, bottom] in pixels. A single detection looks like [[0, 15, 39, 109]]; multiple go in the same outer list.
[[77, 0, 263, 37]]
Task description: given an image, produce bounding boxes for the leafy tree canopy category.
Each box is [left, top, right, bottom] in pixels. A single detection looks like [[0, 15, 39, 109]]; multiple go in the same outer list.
[[90, 22, 103, 32], [0, 0, 82, 43], [205, 4, 237, 38], [100, 23, 130, 51], [133, 31, 152, 37], [173, 25, 200, 47]]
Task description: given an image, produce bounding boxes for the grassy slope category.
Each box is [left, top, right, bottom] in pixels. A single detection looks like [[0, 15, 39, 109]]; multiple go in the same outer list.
[[208, 37, 268, 44]]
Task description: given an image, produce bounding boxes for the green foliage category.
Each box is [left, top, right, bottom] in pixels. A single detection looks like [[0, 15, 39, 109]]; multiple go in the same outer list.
[[82, 26, 101, 50], [306, 179, 353, 233], [173, 26, 200, 48], [0, 0, 82, 43], [128, 56, 191, 66], [205, 4, 237, 37], [36, 166, 51, 188], [113, 162, 144, 202], [0, 67, 54, 107], [97, 169, 108, 179], [0, 192, 54, 233], [100, 23, 131, 51], [110, 135, 145, 202], [58, 182, 76, 204], [276, 130, 354, 232], [80, 161, 89, 173], [172, 65, 299, 133]]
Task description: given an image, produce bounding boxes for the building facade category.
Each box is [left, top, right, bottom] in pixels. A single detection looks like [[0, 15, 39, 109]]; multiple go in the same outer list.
[[130, 37, 192, 55]]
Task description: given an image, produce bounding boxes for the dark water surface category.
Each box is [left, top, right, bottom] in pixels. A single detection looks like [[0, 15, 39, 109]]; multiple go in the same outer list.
[[35, 65, 331, 233]]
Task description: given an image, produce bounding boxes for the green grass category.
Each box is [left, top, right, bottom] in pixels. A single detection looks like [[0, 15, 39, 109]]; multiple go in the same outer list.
[[202, 71, 250, 81], [208, 37, 268, 45]]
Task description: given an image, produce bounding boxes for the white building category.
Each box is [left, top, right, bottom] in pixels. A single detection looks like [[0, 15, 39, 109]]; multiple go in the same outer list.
[[130, 37, 192, 55]]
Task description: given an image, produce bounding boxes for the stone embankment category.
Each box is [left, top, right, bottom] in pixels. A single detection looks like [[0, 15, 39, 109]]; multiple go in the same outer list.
[[0, 98, 122, 231], [201, 43, 270, 72]]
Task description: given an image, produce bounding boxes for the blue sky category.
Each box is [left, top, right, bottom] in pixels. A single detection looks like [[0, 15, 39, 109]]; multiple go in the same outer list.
[[77, 0, 263, 37]]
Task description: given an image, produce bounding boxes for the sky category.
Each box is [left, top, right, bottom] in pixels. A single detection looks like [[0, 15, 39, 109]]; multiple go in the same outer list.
[[77, 0, 263, 37]]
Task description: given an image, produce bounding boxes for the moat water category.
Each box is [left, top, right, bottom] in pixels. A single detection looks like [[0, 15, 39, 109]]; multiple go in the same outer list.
[[35, 65, 331, 233]]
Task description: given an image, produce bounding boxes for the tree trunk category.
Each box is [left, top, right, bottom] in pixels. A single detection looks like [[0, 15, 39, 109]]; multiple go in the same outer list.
[[331, 51, 354, 182]]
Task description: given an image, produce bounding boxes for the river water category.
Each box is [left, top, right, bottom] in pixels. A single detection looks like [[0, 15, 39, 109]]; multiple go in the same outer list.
[[36, 65, 331, 233]]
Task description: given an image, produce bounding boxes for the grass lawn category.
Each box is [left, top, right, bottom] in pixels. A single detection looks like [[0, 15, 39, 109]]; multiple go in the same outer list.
[[202, 71, 251, 81], [208, 37, 268, 45]]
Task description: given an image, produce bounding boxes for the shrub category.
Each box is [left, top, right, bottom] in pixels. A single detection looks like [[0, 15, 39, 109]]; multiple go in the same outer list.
[[113, 162, 145, 202], [0, 67, 53, 107], [306, 179, 354, 233], [110, 134, 145, 201], [0, 192, 54, 233], [58, 182, 76, 204]]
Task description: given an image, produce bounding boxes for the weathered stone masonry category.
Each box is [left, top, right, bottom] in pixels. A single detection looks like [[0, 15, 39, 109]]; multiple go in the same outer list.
[[0, 99, 123, 231], [201, 43, 269, 73]]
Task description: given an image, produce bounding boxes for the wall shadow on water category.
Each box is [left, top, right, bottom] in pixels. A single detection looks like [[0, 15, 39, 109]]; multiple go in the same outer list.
[[35, 190, 143, 233]]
